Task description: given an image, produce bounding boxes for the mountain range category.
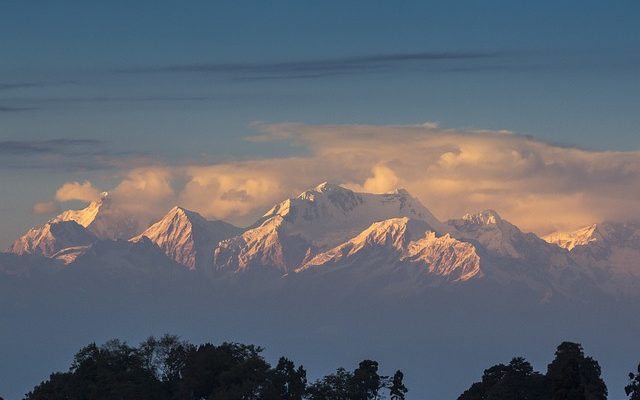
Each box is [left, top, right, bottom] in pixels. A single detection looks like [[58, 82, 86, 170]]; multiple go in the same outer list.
[[5, 182, 640, 301], [3, 182, 640, 400]]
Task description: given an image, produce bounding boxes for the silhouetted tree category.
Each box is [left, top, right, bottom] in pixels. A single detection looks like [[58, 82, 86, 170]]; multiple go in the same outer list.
[[547, 342, 607, 400], [178, 342, 270, 400], [458, 357, 550, 400], [349, 360, 383, 400], [626, 363, 640, 400], [306, 360, 397, 400], [306, 367, 353, 400], [24, 336, 406, 400], [23, 373, 74, 400], [25, 340, 163, 400], [261, 357, 307, 400], [389, 370, 408, 400]]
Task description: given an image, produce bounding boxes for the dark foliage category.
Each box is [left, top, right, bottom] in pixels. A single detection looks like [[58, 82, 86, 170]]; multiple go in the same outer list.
[[261, 357, 307, 400], [25, 337, 631, 400], [547, 342, 607, 400], [458, 357, 550, 400], [389, 370, 408, 400], [24, 335, 404, 400], [626, 363, 640, 400], [458, 342, 608, 400], [26, 339, 164, 400]]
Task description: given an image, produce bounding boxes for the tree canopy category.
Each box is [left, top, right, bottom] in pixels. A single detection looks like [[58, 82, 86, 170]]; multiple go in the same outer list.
[[23, 337, 640, 400], [25, 335, 406, 400], [625, 363, 640, 400], [458, 342, 609, 400]]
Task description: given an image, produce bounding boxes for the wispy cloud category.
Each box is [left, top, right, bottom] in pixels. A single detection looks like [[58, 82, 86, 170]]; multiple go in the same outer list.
[[0, 105, 36, 112], [118, 50, 508, 80], [0, 93, 315, 112], [6, 94, 241, 104], [0, 139, 104, 156], [0, 82, 42, 91], [0, 80, 77, 92], [0, 138, 153, 171]]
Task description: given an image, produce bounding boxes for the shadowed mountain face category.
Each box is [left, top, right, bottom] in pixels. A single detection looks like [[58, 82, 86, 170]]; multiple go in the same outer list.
[[8, 220, 97, 258], [132, 206, 242, 271], [544, 221, 640, 296], [51, 192, 141, 240], [2, 183, 640, 400]]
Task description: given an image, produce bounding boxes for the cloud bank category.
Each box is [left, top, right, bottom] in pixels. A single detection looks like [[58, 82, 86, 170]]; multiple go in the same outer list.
[[43, 122, 640, 235]]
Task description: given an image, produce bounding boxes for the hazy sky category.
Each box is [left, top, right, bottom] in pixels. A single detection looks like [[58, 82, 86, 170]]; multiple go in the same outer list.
[[1, 1, 639, 248]]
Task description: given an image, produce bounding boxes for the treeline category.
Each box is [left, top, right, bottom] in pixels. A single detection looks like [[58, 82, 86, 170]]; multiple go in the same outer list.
[[24, 335, 408, 400], [20, 337, 640, 400], [458, 341, 640, 400]]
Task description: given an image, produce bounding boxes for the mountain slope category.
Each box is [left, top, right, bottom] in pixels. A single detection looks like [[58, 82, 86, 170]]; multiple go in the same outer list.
[[212, 183, 446, 275], [8, 192, 140, 258], [52, 192, 140, 240], [66, 237, 185, 278], [544, 221, 640, 295], [448, 210, 547, 259], [259, 182, 447, 247], [8, 220, 97, 257], [297, 217, 482, 285], [132, 206, 242, 270], [544, 224, 603, 251], [446, 210, 593, 299]]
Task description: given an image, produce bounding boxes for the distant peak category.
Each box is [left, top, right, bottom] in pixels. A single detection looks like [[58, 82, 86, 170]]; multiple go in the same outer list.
[[543, 223, 603, 250], [462, 209, 502, 225], [165, 206, 203, 221], [296, 182, 352, 201], [312, 182, 347, 193], [92, 191, 111, 208], [387, 188, 410, 196], [169, 205, 187, 214]]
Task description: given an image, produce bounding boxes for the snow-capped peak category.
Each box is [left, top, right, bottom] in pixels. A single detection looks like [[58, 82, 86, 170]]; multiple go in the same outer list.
[[543, 224, 601, 251], [51, 192, 140, 240], [312, 181, 345, 193], [212, 183, 446, 275], [543, 221, 640, 296], [544, 221, 640, 251], [461, 209, 503, 226], [164, 206, 206, 223], [297, 216, 483, 283], [332, 217, 431, 254], [261, 183, 445, 246], [53, 199, 102, 230], [449, 210, 540, 259], [391, 188, 409, 195], [133, 206, 241, 270], [8, 220, 97, 257]]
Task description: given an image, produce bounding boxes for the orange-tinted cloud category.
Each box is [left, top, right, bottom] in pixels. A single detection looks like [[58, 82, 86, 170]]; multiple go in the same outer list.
[[55, 181, 101, 203], [41, 122, 640, 235]]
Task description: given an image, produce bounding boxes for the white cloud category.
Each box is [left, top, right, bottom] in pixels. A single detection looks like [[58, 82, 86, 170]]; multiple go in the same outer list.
[[344, 164, 399, 194], [55, 181, 100, 203]]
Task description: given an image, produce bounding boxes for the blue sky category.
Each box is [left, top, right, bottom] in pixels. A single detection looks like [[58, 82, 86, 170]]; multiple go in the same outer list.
[[1, 1, 639, 247]]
